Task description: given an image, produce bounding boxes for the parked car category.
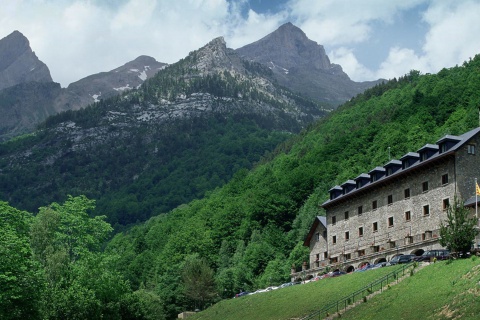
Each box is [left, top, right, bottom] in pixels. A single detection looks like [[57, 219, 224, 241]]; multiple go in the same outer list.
[[414, 249, 450, 262], [388, 254, 416, 265], [235, 291, 249, 298], [331, 270, 347, 277], [278, 282, 296, 288]]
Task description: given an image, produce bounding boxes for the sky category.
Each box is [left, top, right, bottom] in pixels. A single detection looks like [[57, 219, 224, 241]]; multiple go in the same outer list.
[[1, 0, 480, 88]]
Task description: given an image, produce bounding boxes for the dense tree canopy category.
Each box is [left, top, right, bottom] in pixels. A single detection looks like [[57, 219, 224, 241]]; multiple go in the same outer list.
[[107, 55, 480, 318], [2, 52, 480, 318]]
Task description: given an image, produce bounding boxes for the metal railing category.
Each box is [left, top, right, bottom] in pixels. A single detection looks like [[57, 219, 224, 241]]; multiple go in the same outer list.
[[300, 262, 416, 320]]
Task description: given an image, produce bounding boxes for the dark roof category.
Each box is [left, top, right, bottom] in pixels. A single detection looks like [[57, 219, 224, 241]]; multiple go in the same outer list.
[[384, 159, 402, 167], [464, 196, 480, 208], [322, 127, 480, 208], [355, 173, 370, 180], [400, 152, 419, 160], [369, 166, 385, 174], [341, 180, 356, 186], [418, 143, 439, 152], [303, 216, 327, 247]]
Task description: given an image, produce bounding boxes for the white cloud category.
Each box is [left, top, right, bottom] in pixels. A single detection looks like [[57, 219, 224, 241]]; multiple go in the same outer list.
[[1, 0, 479, 87], [287, 0, 424, 46], [328, 47, 374, 80], [421, 0, 480, 71], [376, 47, 425, 80]]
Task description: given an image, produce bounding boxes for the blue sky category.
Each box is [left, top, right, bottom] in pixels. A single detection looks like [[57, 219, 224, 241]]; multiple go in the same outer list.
[[1, 0, 479, 87]]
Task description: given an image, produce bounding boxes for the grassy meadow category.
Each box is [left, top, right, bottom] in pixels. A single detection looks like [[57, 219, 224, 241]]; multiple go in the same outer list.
[[192, 258, 480, 320]]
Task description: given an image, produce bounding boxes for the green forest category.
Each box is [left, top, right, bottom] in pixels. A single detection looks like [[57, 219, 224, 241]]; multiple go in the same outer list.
[[2, 53, 480, 319], [0, 47, 328, 229]]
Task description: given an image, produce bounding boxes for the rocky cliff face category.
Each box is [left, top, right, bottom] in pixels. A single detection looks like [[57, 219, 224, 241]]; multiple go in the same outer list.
[[0, 30, 167, 141], [0, 31, 52, 90], [54, 55, 167, 112], [236, 22, 383, 106]]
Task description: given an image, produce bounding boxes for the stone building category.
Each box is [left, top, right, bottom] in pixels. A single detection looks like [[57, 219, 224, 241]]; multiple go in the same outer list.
[[298, 127, 480, 279]]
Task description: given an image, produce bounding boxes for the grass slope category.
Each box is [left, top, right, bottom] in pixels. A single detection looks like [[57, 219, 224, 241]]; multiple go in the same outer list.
[[192, 259, 480, 320], [342, 258, 480, 320], [191, 266, 399, 320]]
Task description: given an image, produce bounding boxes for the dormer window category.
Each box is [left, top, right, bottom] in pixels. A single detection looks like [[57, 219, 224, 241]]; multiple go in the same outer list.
[[417, 144, 439, 162], [468, 144, 476, 155], [440, 143, 447, 153], [437, 134, 461, 154]]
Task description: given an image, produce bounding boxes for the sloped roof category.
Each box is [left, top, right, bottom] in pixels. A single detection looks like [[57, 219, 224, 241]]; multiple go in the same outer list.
[[303, 216, 327, 247], [322, 127, 480, 208]]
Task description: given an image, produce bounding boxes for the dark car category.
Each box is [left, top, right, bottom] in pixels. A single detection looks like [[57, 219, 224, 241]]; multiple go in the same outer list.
[[234, 291, 249, 298], [389, 254, 415, 265], [331, 271, 347, 277], [414, 249, 450, 262]]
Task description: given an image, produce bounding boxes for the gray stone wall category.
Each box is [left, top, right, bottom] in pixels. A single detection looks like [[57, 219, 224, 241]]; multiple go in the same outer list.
[[324, 156, 458, 268], [455, 134, 480, 200], [308, 223, 328, 268]]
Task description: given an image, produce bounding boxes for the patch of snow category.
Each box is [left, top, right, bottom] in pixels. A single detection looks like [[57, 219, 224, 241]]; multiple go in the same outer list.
[[30, 67, 36, 71], [129, 68, 139, 72], [138, 70, 147, 81], [114, 84, 132, 91], [144, 65, 151, 70], [91, 93, 101, 102]]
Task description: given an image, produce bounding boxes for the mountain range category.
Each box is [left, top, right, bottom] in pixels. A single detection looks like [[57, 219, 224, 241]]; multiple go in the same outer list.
[[0, 29, 330, 225], [236, 22, 381, 104], [0, 23, 382, 142]]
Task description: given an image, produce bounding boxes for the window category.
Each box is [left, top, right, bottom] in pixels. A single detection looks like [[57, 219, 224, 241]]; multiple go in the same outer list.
[[344, 253, 351, 260], [420, 152, 428, 161], [358, 227, 364, 237], [423, 204, 430, 216], [344, 211, 349, 220], [373, 245, 380, 252], [422, 181, 429, 192], [388, 194, 393, 205], [405, 211, 411, 221], [468, 144, 476, 154], [324, 252, 328, 259], [330, 257, 338, 263], [323, 230, 327, 238], [404, 188, 410, 199], [388, 216, 394, 227], [442, 174, 449, 185], [332, 216, 336, 225], [345, 231, 350, 241], [443, 198, 450, 210], [316, 253, 320, 261], [358, 249, 365, 257], [373, 222, 378, 232], [332, 235, 337, 244], [358, 206, 363, 215], [315, 233, 320, 242], [440, 143, 447, 153], [372, 200, 377, 210]]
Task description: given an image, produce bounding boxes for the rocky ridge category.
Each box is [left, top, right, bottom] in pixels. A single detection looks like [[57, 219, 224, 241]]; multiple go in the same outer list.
[[236, 22, 383, 106], [0, 30, 52, 91]]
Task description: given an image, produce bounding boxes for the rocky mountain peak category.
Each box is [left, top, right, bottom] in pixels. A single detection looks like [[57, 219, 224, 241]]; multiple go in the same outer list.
[[193, 36, 240, 73], [235, 22, 382, 106], [236, 22, 332, 71], [0, 30, 53, 90]]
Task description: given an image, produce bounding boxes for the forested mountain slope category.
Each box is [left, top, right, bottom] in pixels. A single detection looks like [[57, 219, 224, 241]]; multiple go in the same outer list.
[[106, 55, 480, 318], [0, 37, 327, 228]]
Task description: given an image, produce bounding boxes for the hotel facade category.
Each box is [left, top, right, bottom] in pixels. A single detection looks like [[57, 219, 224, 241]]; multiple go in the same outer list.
[[295, 127, 480, 280]]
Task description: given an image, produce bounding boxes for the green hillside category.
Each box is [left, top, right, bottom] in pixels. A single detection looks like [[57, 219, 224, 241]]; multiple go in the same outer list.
[[3, 52, 480, 319], [0, 40, 327, 228], [191, 259, 480, 320], [106, 56, 480, 318]]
